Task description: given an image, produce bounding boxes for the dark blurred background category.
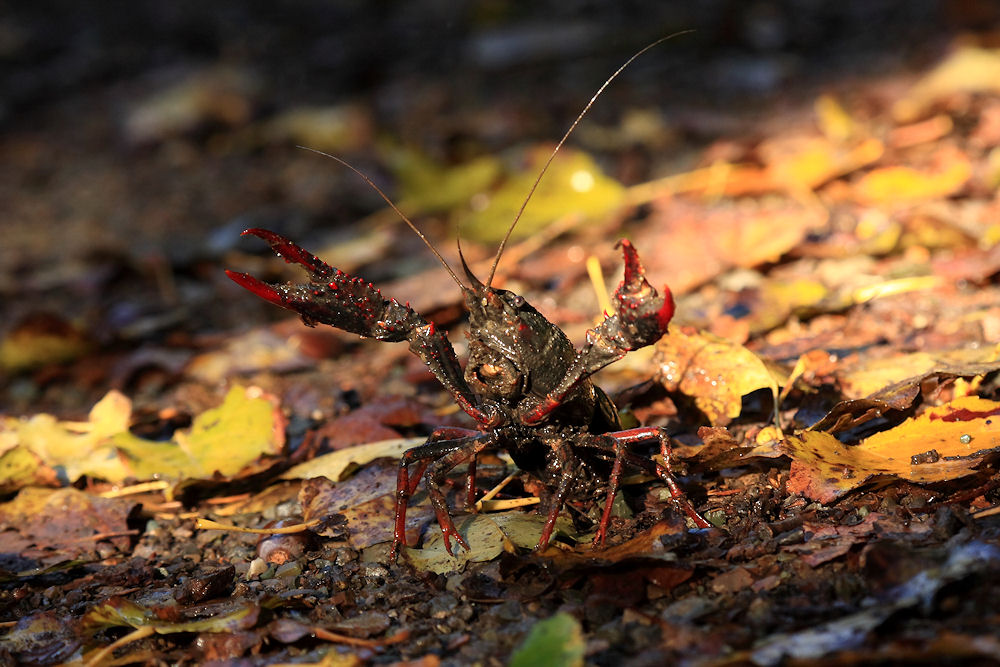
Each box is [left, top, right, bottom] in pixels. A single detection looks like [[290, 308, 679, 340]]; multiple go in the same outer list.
[[1, 0, 998, 410]]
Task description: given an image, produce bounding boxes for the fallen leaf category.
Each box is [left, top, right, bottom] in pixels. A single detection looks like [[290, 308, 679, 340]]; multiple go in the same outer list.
[[0, 612, 81, 664], [282, 437, 423, 482], [783, 396, 1000, 503], [299, 461, 434, 550], [457, 146, 624, 243], [893, 46, 1000, 123], [0, 446, 56, 495], [640, 199, 827, 294], [0, 390, 134, 486], [852, 147, 972, 205], [114, 385, 285, 480], [0, 487, 137, 558], [0, 312, 91, 373], [405, 510, 575, 575], [261, 104, 373, 153], [383, 144, 502, 217], [834, 349, 1000, 403], [655, 328, 781, 425], [0, 386, 284, 490], [124, 66, 258, 145], [508, 613, 585, 667], [730, 277, 829, 337], [186, 326, 318, 383], [83, 597, 260, 635], [759, 135, 882, 193], [815, 95, 856, 144]]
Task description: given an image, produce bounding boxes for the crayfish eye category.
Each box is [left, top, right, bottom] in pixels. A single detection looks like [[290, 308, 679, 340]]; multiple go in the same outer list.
[[512, 295, 525, 308], [478, 363, 502, 379]]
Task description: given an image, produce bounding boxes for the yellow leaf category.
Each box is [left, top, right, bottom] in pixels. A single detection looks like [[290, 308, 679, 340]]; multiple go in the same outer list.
[[0, 446, 54, 495], [262, 104, 372, 153], [655, 329, 781, 425], [457, 147, 624, 243], [282, 437, 422, 481], [0, 315, 91, 373], [0, 390, 134, 486], [784, 395, 1000, 503], [383, 144, 502, 216], [893, 47, 1000, 122], [115, 385, 283, 480], [815, 95, 855, 143], [852, 152, 971, 205], [0, 386, 282, 490]]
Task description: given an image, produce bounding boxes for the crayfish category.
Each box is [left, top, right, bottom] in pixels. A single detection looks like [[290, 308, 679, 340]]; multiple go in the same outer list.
[[226, 36, 709, 558]]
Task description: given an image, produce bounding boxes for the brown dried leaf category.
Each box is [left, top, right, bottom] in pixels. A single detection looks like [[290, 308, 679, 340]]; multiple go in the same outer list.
[[299, 461, 434, 550], [641, 199, 827, 293], [0, 487, 137, 558]]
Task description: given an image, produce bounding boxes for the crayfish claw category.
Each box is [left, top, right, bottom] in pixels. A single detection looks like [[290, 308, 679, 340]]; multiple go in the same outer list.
[[613, 239, 674, 341]]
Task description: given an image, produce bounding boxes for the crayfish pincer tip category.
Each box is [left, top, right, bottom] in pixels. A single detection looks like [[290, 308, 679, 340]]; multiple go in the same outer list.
[[617, 239, 646, 284], [225, 270, 288, 308], [241, 227, 285, 243]]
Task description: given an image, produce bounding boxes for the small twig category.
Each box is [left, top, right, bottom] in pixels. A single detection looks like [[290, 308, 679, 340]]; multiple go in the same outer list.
[[196, 518, 320, 534], [475, 471, 518, 509], [203, 493, 252, 505], [84, 625, 155, 667], [67, 530, 140, 543], [98, 481, 170, 498], [312, 627, 410, 648], [972, 505, 1000, 520], [479, 497, 541, 511]]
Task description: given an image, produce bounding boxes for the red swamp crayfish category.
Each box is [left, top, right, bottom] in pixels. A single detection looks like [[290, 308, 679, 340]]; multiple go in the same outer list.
[[226, 36, 709, 558]]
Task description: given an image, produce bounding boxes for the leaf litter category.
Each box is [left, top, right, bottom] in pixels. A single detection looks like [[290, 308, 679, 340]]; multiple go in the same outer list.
[[3, 25, 1000, 667]]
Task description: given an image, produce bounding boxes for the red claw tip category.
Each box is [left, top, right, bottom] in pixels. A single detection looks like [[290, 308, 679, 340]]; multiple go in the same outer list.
[[618, 238, 645, 285], [241, 227, 277, 240], [657, 286, 675, 331]]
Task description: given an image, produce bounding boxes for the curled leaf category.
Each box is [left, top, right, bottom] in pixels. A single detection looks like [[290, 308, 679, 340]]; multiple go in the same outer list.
[[655, 328, 781, 425], [784, 396, 1000, 503]]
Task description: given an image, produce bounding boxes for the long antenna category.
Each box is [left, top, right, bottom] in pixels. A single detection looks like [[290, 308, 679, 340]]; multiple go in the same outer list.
[[485, 31, 692, 287], [298, 146, 466, 290]]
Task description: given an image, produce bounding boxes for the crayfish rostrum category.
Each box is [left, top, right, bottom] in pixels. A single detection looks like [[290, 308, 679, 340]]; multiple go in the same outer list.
[[226, 36, 709, 558]]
